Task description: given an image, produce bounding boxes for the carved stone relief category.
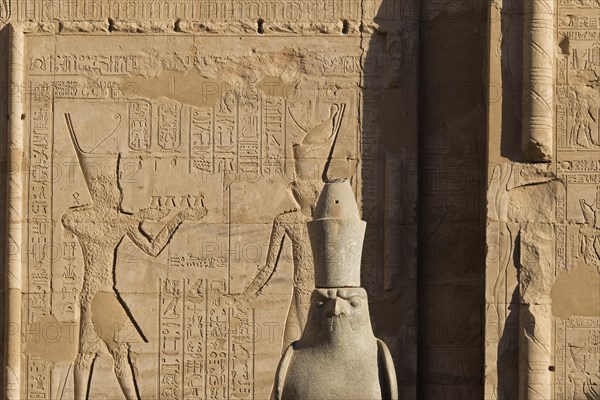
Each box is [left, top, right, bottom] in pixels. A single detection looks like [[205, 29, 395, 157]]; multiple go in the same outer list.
[[16, 31, 363, 399], [486, 0, 600, 398], [1, 0, 420, 394]]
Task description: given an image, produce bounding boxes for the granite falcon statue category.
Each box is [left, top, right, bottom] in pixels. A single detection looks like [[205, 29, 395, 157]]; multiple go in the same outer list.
[[273, 180, 398, 400]]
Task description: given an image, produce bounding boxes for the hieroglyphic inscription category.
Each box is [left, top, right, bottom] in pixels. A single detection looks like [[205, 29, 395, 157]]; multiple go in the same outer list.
[[169, 254, 227, 270], [29, 53, 138, 76], [238, 92, 261, 174], [28, 80, 53, 323], [11, 0, 364, 23], [159, 278, 184, 399], [126, 93, 296, 177], [26, 357, 51, 400], [262, 97, 285, 175], [360, 91, 381, 298], [556, 223, 568, 275], [158, 100, 182, 151], [215, 93, 237, 174], [129, 99, 151, 151], [183, 278, 206, 400], [126, 95, 293, 176], [558, 12, 600, 40], [190, 107, 214, 173], [27, 51, 366, 80], [159, 276, 254, 400], [206, 280, 228, 400]]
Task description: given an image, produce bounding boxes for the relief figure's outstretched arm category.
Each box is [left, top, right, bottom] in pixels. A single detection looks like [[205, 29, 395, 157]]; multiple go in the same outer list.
[[240, 218, 287, 301], [126, 206, 207, 257]]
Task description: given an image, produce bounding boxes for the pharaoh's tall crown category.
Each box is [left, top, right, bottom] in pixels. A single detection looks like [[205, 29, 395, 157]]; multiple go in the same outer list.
[[307, 179, 366, 288], [64, 113, 122, 195]]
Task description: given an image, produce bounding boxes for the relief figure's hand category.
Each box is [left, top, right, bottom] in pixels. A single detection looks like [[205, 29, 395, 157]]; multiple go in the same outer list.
[[135, 206, 171, 221], [177, 196, 208, 221]]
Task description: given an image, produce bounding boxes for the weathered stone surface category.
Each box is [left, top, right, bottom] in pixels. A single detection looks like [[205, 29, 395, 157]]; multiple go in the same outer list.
[[1, 1, 420, 399], [486, 0, 600, 399], [7, 0, 598, 398]]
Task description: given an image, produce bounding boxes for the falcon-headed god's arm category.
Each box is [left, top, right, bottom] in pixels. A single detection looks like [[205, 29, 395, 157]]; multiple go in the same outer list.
[[239, 215, 287, 301]]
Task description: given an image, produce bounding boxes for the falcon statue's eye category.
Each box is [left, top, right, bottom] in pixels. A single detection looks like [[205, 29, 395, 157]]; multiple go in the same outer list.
[[350, 298, 361, 308]]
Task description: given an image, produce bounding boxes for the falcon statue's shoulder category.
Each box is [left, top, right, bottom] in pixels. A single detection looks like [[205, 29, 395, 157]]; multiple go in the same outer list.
[[377, 339, 398, 400]]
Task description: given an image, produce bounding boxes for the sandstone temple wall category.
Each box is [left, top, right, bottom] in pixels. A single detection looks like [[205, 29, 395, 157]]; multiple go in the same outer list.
[[486, 0, 600, 399], [1, 0, 597, 399]]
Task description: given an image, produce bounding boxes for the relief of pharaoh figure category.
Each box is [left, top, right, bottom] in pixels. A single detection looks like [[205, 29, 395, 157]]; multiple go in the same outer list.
[[579, 197, 600, 273], [569, 340, 600, 400], [237, 103, 347, 349], [62, 114, 207, 400], [570, 104, 599, 149]]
